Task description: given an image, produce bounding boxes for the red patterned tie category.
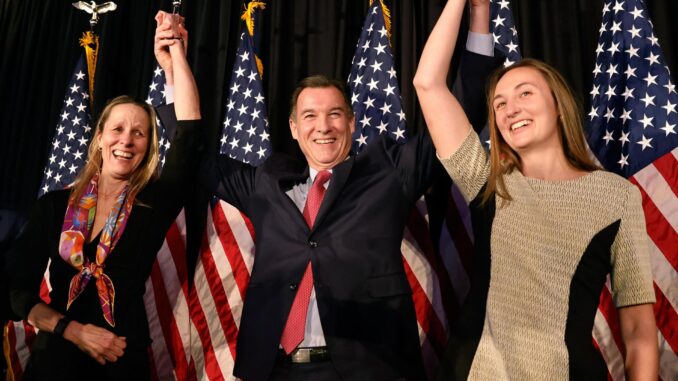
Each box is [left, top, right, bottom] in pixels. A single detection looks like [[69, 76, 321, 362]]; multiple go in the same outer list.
[[280, 170, 332, 354]]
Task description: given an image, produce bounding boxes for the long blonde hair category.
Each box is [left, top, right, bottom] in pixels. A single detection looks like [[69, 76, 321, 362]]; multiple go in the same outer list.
[[70, 96, 160, 202], [482, 59, 599, 204]]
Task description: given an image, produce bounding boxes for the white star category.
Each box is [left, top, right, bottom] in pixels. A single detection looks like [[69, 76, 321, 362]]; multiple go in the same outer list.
[[220, 135, 228, 145], [82, 91, 89, 100], [361, 40, 371, 52], [230, 83, 240, 93], [599, 23, 607, 35], [74, 150, 84, 160], [255, 93, 265, 104], [506, 41, 518, 53], [351, 92, 359, 105], [243, 87, 253, 99], [70, 84, 79, 93], [68, 164, 78, 174], [604, 107, 615, 121], [247, 126, 257, 136], [620, 108, 633, 123], [357, 57, 367, 68], [636, 135, 653, 150], [602, 2, 611, 14], [240, 51, 250, 61], [383, 84, 395, 97], [235, 66, 245, 77], [622, 86, 635, 100], [367, 78, 379, 91], [233, 121, 244, 132], [492, 33, 501, 45], [626, 45, 639, 59], [493, 15, 505, 28], [624, 65, 637, 78], [352, 74, 363, 87], [373, 42, 386, 55], [58, 159, 66, 168], [149, 82, 158, 92], [78, 136, 88, 146], [588, 106, 599, 120], [595, 43, 605, 55], [65, 97, 75, 107], [619, 131, 630, 146], [498, 0, 510, 9], [61, 111, 69, 121], [639, 114, 654, 129], [607, 42, 620, 55], [612, 1, 624, 13], [76, 71, 85, 80], [380, 102, 392, 114], [661, 122, 676, 136], [610, 21, 622, 34], [645, 52, 660, 66], [618, 153, 629, 168], [627, 25, 642, 39], [370, 60, 383, 72], [647, 34, 658, 46], [356, 134, 368, 146], [664, 81, 676, 94], [640, 93, 655, 107], [630, 6, 644, 19], [387, 66, 397, 79], [229, 138, 240, 150], [227, 100, 236, 111], [57, 125, 65, 135], [242, 142, 253, 154], [397, 110, 406, 121], [45, 169, 53, 179], [360, 115, 371, 128], [592, 63, 603, 77], [644, 73, 658, 87], [257, 147, 267, 158], [603, 130, 614, 145], [238, 104, 248, 116], [67, 131, 76, 140], [378, 26, 388, 38], [392, 127, 405, 140], [48, 154, 56, 164], [251, 109, 261, 120], [366, 22, 374, 33], [260, 130, 270, 141], [76, 103, 87, 113], [154, 67, 163, 77], [605, 85, 617, 99], [54, 173, 62, 183], [223, 117, 231, 127], [376, 120, 388, 134], [662, 100, 677, 115], [248, 71, 258, 82], [364, 96, 375, 109], [72, 116, 81, 126]]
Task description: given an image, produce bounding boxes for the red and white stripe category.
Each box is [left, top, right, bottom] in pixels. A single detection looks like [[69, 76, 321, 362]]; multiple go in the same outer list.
[[593, 147, 678, 380]]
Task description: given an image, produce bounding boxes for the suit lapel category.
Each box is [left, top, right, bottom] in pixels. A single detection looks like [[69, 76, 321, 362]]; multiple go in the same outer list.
[[311, 157, 354, 232]]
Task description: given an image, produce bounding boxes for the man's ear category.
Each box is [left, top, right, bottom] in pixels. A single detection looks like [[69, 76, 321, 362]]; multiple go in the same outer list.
[[349, 115, 356, 134], [289, 118, 298, 140]]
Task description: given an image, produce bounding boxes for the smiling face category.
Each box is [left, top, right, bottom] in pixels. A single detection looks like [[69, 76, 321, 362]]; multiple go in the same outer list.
[[289, 86, 355, 171], [97, 103, 150, 182], [492, 66, 561, 154]]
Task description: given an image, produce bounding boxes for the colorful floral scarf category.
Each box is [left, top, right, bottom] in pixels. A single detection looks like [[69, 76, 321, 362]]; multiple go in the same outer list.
[[58, 173, 135, 326]]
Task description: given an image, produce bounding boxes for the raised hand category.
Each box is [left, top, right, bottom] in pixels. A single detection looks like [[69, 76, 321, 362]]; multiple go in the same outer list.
[[154, 11, 188, 85]]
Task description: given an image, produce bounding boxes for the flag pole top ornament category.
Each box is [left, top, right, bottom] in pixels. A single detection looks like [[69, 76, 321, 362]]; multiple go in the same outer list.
[[241, 1, 267, 78], [172, 0, 182, 15], [72, 1, 117, 31]]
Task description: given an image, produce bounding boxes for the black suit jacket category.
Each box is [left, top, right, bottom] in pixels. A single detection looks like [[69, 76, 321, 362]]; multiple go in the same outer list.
[[201, 47, 499, 381]]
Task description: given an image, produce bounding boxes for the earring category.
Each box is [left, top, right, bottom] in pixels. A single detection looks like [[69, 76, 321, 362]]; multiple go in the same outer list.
[[98, 146, 102, 151]]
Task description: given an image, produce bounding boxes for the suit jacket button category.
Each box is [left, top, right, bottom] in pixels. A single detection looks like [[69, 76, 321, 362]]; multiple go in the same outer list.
[[308, 240, 318, 248], [289, 283, 298, 290]]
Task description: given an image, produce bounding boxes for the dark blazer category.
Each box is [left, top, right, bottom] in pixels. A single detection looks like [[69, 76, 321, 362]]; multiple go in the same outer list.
[[202, 51, 500, 381]]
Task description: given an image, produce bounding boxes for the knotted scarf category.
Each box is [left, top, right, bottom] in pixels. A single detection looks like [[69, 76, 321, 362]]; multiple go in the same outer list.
[[58, 174, 135, 326]]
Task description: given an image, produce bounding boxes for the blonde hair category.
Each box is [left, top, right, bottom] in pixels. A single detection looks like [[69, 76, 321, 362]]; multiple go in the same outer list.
[[482, 59, 599, 204], [70, 96, 160, 202]]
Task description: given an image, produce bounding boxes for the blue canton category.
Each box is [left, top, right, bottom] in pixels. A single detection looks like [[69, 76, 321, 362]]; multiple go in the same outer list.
[[146, 64, 172, 169], [491, 0, 522, 67]]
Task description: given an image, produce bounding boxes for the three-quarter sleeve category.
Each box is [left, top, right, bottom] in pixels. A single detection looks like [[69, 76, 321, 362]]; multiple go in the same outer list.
[[438, 129, 490, 203]]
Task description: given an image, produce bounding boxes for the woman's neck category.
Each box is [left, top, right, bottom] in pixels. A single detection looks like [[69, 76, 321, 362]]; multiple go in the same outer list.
[[518, 146, 589, 181], [98, 175, 128, 198]]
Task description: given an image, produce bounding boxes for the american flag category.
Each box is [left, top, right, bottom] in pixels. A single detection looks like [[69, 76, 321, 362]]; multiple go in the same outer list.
[[587, 1, 678, 379], [347, 3, 406, 153], [4, 54, 91, 380], [490, 0, 522, 68], [143, 63, 194, 381], [189, 7, 269, 379]]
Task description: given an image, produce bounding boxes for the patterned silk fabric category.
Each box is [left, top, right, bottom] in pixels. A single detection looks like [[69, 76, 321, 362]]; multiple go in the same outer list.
[[58, 173, 135, 326]]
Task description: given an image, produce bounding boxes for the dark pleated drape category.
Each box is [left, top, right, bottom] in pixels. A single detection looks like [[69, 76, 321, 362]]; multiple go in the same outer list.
[[1, 0, 676, 216]]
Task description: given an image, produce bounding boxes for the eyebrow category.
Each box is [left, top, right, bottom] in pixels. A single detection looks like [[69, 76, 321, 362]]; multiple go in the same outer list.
[[493, 81, 535, 101]]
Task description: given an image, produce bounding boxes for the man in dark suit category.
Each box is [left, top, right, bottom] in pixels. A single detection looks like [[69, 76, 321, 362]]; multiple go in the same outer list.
[[156, 2, 499, 379]]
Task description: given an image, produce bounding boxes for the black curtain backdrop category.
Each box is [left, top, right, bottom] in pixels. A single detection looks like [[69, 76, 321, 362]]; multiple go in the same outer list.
[[1, 0, 676, 217]]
